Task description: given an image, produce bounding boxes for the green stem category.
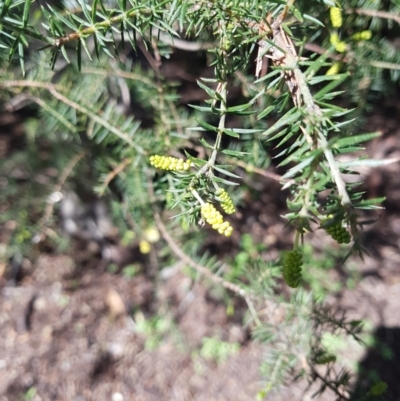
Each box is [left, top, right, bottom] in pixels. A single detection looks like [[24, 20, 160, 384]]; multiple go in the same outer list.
[[197, 81, 228, 177], [53, 6, 154, 47], [314, 126, 352, 211], [191, 188, 204, 205], [294, 230, 301, 249], [209, 83, 228, 165]]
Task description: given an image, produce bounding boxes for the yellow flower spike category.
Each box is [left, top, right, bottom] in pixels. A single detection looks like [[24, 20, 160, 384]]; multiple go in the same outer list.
[[330, 32, 339, 45], [335, 41, 347, 53], [330, 34, 346, 53], [149, 155, 192, 172], [183, 161, 191, 171], [352, 30, 372, 41], [224, 227, 233, 237], [139, 240, 151, 254], [201, 203, 233, 236], [330, 7, 343, 28], [219, 222, 233, 237], [326, 62, 341, 76]]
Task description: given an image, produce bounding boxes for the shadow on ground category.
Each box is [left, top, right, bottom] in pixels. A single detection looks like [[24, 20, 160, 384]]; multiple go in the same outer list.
[[351, 326, 400, 401]]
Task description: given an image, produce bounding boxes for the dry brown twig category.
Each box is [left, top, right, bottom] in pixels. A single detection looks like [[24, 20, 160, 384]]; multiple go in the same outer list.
[[97, 157, 133, 196], [252, 2, 358, 237], [230, 158, 289, 183]]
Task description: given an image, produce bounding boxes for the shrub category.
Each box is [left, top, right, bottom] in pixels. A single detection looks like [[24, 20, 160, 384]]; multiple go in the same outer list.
[[1, 0, 396, 398]]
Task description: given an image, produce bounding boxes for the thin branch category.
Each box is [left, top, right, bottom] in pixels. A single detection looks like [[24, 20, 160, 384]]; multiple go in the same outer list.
[[154, 209, 248, 298], [6, 93, 76, 133], [304, 43, 400, 71], [147, 176, 248, 298], [228, 158, 286, 183], [53, 7, 154, 47], [310, 367, 351, 401], [352, 8, 400, 25], [258, 11, 353, 213], [34, 150, 86, 241], [0, 80, 65, 90], [83, 64, 186, 134], [156, 30, 214, 51], [82, 66, 158, 88], [137, 39, 161, 73], [369, 60, 400, 70], [46, 85, 144, 152], [312, 306, 365, 344], [97, 157, 133, 195], [0, 80, 145, 154], [178, 140, 286, 183], [304, 43, 344, 61]]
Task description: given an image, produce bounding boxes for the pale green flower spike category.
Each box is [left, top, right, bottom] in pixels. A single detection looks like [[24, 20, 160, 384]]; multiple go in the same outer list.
[[216, 188, 236, 215], [283, 250, 303, 288], [321, 218, 351, 244]]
